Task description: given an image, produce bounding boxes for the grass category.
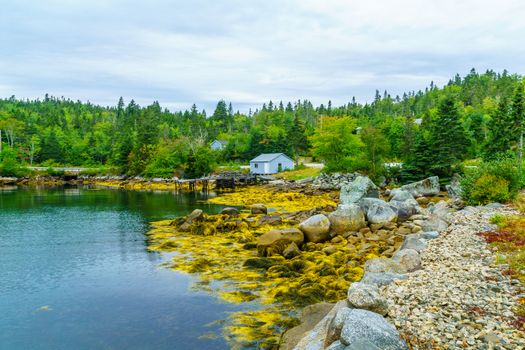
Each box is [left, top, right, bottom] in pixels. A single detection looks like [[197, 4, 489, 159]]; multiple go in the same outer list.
[[276, 166, 322, 181]]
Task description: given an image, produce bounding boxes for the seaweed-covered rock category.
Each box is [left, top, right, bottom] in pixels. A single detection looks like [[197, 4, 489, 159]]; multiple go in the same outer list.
[[347, 282, 388, 315], [257, 228, 304, 257], [283, 242, 302, 259], [359, 198, 397, 224], [400, 176, 440, 197], [392, 248, 421, 272], [299, 214, 331, 243], [221, 207, 240, 216], [340, 176, 379, 205], [328, 204, 366, 234], [187, 209, 204, 222], [251, 203, 268, 215], [258, 215, 283, 226], [340, 309, 408, 349]]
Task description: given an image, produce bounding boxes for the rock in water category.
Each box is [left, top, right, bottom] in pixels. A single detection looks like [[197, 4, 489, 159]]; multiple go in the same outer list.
[[359, 198, 397, 224], [328, 204, 366, 234], [187, 209, 204, 223], [251, 203, 268, 215], [299, 214, 331, 243], [340, 176, 379, 205], [400, 176, 440, 197], [340, 309, 408, 349], [347, 282, 388, 315], [257, 228, 304, 257], [221, 207, 239, 216]]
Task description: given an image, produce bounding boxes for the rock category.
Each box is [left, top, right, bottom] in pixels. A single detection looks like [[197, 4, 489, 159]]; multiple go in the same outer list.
[[421, 217, 449, 232], [360, 272, 407, 286], [325, 307, 353, 347], [328, 204, 366, 234], [251, 203, 268, 215], [221, 207, 239, 216], [187, 209, 204, 223], [243, 257, 277, 269], [178, 222, 192, 232], [389, 196, 420, 221], [257, 228, 304, 257], [416, 197, 430, 205], [283, 242, 302, 259], [340, 176, 379, 205], [257, 215, 283, 226], [392, 248, 421, 272], [419, 231, 439, 240], [389, 189, 414, 201], [400, 176, 440, 197], [340, 309, 408, 349], [299, 214, 331, 243], [446, 173, 463, 199], [485, 202, 504, 209], [347, 282, 388, 315], [293, 300, 350, 350], [322, 246, 338, 255], [325, 340, 346, 350], [359, 198, 398, 224], [399, 234, 428, 252], [364, 258, 406, 274], [281, 302, 335, 350]]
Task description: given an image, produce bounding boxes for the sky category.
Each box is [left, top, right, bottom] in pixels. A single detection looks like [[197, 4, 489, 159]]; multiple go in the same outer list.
[[1, 0, 525, 113]]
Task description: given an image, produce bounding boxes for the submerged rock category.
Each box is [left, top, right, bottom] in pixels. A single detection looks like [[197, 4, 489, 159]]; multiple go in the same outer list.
[[328, 204, 366, 234], [347, 282, 388, 315], [400, 176, 440, 197], [257, 228, 304, 257], [251, 203, 268, 215], [359, 198, 397, 224], [299, 214, 331, 243], [340, 176, 379, 205], [339, 309, 408, 349]]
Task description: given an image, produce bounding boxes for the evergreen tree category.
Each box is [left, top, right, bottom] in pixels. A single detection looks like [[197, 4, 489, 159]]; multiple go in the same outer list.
[[287, 115, 307, 166], [485, 97, 512, 158]]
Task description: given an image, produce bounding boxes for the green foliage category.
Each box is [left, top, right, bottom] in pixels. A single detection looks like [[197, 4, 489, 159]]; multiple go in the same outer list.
[[461, 158, 520, 205], [184, 146, 216, 179], [0, 147, 28, 177], [46, 167, 65, 177], [490, 214, 507, 227]]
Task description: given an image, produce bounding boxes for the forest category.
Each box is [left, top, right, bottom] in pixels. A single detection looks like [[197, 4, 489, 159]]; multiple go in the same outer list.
[[1, 68, 524, 200]]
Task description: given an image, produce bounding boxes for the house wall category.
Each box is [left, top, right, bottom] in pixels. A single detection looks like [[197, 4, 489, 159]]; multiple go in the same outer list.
[[267, 155, 294, 173], [210, 141, 224, 151], [250, 161, 265, 174]]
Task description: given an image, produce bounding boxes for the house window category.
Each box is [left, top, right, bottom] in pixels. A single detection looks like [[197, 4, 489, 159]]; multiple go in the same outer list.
[[254, 163, 258, 168]]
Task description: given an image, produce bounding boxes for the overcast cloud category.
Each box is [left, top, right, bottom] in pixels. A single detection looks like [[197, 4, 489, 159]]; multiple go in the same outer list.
[[1, 0, 524, 112]]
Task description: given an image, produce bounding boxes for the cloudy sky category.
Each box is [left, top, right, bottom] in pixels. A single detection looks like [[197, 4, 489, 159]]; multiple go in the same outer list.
[[1, 0, 524, 112]]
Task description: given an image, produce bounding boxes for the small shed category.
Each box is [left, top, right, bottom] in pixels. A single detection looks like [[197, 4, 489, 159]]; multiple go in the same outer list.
[[210, 140, 227, 151], [250, 153, 294, 174]]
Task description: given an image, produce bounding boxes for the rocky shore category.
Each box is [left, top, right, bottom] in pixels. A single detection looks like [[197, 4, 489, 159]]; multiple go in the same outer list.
[[288, 186, 525, 349]]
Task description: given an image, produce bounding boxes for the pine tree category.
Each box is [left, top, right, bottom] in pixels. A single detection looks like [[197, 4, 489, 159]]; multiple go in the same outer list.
[[485, 97, 511, 158], [288, 115, 307, 166]]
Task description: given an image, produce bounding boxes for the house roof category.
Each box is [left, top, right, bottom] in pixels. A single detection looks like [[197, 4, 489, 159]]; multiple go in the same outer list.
[[250, 153, 293, 163], [211, 140, 228, 145]]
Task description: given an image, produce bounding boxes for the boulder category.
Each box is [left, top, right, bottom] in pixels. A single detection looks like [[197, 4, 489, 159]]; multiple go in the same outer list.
[[347, 282, 388, 315], [221, 207, 239, 216], [419, 231, 439, 240], [328, 204, 366, 234], [325, 340, 346, 350], [416, 197, 429, 205], [360, 272, 407, 287], [399, 234, 427, 252], [400, 176, 440, 197], [392, 248, 421, 272], [421, 217, 449, 232], [446, 173, 463, 199], [429, 200, 451, 222], [359, 198, 397, 224], [283, 242, 302, 259], [364, 258, 406, 274], [257, 215, 283, 226], [251, 203, 268, 215], [340, 176, 379, 205], [257, 228, 304, 257], [299, 214, 331, 243], [187, 209, 204, 223], [325, 307, 353, 347], [340, 309, 408, 349], [389, 189, 414, 201], [389, 195, 420, 221]]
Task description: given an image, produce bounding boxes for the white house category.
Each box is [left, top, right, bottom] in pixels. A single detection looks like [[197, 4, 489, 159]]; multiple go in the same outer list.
[[210, 140, 227, 151], [250, 153, 294, 174]]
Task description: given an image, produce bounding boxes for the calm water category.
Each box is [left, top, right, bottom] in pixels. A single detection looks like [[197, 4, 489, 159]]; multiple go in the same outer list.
[[0, 186, 243, 350]]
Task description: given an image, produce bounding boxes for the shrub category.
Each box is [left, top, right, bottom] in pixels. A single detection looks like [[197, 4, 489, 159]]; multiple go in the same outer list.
[[46, 167, 65, 177], [0, 148, 29, 177], [461, 158, 519, 205]]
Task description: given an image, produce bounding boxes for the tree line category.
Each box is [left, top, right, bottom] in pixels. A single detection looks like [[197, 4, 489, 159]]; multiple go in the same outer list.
[[0, 69, 523, 181]]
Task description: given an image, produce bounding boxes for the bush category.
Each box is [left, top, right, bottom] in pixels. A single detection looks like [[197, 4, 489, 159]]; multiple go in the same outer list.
[[461, 158, 520, 205], [46, 167, 65, 177], [0, 148, 29, 177]]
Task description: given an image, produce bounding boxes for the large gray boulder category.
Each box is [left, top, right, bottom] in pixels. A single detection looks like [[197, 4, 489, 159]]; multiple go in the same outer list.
[[446, 174, 463, 199], [392, 248, 421, 272], [299, 214, 331, 243], [360, 272, 407, 287], [359, 198, 397, 224], [347, 282, 388, 315], [421, 217, 449, 232], [328, 204, 366, 234], [400, 176, 440, 197], [364, 258, 406, 274], [389, 189, 414, 201], [340, 176, 379, 205], [340, 309, 408, 349], [399, 234, 428, 252], [389, 193, 420, 221]]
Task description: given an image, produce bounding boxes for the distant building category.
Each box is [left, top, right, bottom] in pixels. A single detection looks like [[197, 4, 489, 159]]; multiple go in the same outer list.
[[250, 153, 294, 174], [210, 140, 228, 151], [414, 118, 423, 125]]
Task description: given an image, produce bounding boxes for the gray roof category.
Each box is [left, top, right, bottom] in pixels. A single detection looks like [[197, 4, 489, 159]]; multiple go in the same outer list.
[[250, 153, 293, 162]]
